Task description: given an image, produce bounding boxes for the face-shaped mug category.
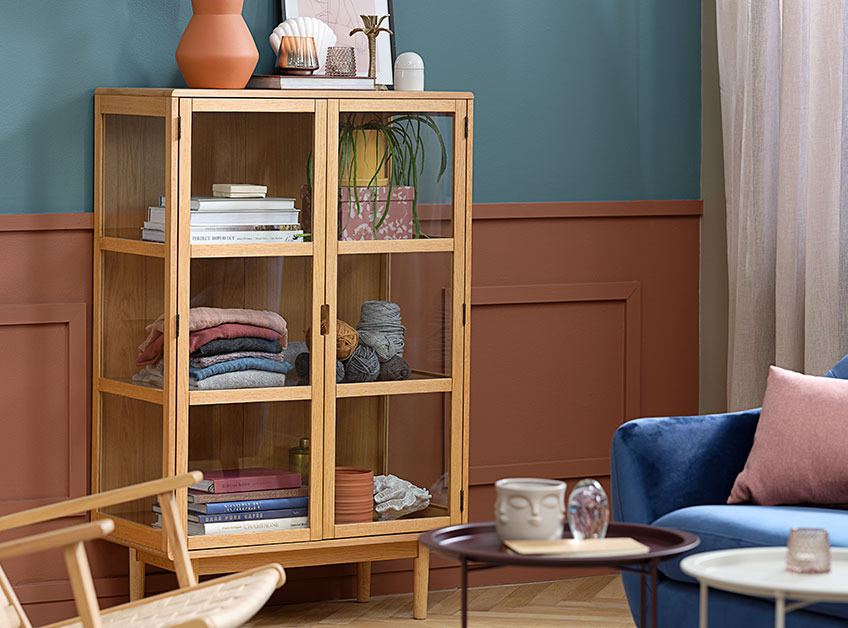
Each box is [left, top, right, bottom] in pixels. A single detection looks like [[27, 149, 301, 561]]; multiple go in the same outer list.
[[495, 478, 567, 541]]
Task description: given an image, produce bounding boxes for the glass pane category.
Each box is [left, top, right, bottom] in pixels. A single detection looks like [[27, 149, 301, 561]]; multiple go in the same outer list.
[[188, 401, 312, 536], [188, 256, 313, 389], [337, 111, 453, 240], [335, 393, 451, 524], [99, 393, 162, 525], [191, 112, 314, 240], [102, 251, 165, 388], [337, 253, 452, 382], [103, 114, 166, 241]]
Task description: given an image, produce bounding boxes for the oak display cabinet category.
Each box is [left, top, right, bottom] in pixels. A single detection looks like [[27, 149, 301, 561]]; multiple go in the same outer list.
[[92, 88, 472, 618]]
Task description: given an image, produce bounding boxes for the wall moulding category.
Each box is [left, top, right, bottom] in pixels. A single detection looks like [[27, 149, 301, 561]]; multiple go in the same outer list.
[[0, 302, 88, 514], [469, 281, 642, 487], [0, 199, 703, 232], [0, 213, 94, 232]]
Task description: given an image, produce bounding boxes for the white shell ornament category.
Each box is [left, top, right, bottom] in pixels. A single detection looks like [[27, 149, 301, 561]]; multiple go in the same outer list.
[[270, 17, 337, 72]]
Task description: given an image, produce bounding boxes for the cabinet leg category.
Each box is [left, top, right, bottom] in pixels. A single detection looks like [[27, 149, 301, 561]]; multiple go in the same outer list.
[[413, 543, 430, 620], [356, 561, 371, 603], [128, 548, 145, 601]]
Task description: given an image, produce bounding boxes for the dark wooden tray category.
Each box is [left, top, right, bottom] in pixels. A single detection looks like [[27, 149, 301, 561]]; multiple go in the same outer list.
[[420, 521, 700, 568]]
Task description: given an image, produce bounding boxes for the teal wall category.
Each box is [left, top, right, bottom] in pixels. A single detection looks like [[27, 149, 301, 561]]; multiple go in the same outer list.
[[0, 1, 700, 214]]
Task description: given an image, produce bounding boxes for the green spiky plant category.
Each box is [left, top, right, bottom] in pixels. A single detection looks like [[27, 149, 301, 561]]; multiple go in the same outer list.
[[309, 113, 447, 239]]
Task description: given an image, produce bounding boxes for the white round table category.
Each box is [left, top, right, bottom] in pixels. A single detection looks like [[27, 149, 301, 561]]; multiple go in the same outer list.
[[681, 547, 848, 628]]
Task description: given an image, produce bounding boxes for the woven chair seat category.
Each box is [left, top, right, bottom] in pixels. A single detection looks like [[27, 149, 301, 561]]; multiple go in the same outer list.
[[59, 565, 282, 628]]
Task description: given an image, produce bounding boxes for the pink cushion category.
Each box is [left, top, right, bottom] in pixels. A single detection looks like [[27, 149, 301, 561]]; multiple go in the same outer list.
[[728, 365, 848, 505]]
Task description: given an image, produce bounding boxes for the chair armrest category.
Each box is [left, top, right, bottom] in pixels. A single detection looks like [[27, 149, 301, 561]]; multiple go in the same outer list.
[[0, 520, 114, 561], [610, 409, 760, 525], [0, 471, 203, 532]]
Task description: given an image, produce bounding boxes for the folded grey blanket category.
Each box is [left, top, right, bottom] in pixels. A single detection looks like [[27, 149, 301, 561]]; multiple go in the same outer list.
[[192, 369, 288, 390]]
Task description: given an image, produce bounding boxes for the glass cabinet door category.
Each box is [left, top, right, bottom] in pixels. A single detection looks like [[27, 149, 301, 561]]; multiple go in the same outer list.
[[94, 96, 177, 549], [325, 99, 468, 537], [180, 99, 326, 548]]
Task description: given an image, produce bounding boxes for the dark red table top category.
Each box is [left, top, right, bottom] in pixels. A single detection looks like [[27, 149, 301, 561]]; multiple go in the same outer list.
[[420, 521, 700, 568]]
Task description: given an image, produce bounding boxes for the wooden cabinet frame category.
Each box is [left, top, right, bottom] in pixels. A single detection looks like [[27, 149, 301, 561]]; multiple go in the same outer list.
[[92, 88, 473, 619]]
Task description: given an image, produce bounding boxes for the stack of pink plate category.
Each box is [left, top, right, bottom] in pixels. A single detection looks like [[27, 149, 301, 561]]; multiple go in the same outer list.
[[335, 467, 374, 524]]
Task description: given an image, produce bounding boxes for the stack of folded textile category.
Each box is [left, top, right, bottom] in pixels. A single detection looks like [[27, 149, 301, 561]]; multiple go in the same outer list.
[[132, 307, 293, 390]]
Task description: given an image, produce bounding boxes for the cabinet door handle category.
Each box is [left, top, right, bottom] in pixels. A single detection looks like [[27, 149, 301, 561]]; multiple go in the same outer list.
[[320, 304, 330, 335]]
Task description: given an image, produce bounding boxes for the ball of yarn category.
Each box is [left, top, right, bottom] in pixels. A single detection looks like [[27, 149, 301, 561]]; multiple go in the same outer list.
[[306, 320, 359, 360], [377, 355, 411, 381], [342, 344, 380, 383], [357, 301, 405, 362], [336, 319, 359, 360], [295, 352, 346, 383], [357, 330, 399, 362], [294, 352, 311, 379]]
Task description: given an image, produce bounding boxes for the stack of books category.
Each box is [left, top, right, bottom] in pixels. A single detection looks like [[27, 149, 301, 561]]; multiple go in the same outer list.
[[154, 467, 309, 536], [141, 184, 304, 244]]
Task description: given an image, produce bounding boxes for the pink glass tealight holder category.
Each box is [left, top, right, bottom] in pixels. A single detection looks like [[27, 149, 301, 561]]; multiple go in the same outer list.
[[786, 527, 830, 574]]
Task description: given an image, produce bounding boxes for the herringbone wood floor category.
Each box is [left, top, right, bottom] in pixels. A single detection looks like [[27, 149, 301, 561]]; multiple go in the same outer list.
[[247, 575, 637, 627]]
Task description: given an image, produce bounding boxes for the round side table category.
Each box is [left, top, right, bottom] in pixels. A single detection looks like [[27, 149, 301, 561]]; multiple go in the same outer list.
[[681, 546, 848, 628], [420, 521, 699, 628]]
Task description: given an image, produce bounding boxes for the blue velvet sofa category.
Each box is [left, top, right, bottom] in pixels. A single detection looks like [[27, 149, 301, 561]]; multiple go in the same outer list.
[[610, 356, 848, 627]]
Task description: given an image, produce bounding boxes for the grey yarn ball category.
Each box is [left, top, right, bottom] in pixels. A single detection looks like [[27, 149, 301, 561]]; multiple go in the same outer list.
[[358, 330, 401, 362], [296, 352, 345, 383], [342, 344, 380, 382], [357, 300, 405, 362], [294, 352, 310, 378], [281, 341, 308, 366], [377, 355, 410, 381]]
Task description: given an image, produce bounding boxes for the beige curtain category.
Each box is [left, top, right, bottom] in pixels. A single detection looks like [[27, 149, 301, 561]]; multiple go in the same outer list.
[[717, 0, 848, 410]]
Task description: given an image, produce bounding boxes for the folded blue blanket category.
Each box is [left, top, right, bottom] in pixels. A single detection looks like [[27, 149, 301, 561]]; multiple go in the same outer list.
[[189, 357, 293, 382]]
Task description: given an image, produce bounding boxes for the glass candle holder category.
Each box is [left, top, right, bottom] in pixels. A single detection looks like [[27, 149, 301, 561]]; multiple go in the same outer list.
[[786, 528, 830, 573], [567, 478, 610, 541], [277, 36, 319, 75], [325, 46, 356, 76]]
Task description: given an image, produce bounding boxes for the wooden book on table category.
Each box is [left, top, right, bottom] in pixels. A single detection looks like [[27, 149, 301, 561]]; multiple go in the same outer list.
[[504, 537, 650, 558]]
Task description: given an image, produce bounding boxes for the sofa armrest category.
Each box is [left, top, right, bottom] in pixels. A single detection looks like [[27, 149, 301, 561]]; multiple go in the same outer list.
[[610, 409, 760, 525]]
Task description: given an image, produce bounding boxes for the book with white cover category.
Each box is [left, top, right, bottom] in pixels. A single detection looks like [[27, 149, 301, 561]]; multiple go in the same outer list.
[[144, 221, 301, 232], [212, 183, 267, 196], [213, 191, 269, 198], [142, 229, 304, 244], [148, 206, 299, 225], [154, 514, 309, 536], [247, 74, 375, 90], [156, 196, 296, 211], [192, 196, 295, 211]]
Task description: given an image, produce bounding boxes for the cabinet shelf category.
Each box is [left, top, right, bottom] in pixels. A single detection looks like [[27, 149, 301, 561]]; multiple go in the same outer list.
[[336, 373, 452, 398], [189, 385, 312, 405], [333, 511, 451, 539], [98, 378, 164, 405], [99, 236, 166, 258], [337, 239, 454, 255], [191, 242, 314, 258], [187, 527, 311, 550]]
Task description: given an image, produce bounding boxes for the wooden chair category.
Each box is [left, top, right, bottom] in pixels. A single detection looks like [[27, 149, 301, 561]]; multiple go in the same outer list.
[[0, 471, 285, 628]]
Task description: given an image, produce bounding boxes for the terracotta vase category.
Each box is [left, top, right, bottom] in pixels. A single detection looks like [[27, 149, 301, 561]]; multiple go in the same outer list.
[[335, 467, 374, 524], [175, 0, 259, 89]]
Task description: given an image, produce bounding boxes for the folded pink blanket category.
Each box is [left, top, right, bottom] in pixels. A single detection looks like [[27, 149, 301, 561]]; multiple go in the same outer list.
[[137, 323, 282, 366], [138, 307, 288, 355]]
